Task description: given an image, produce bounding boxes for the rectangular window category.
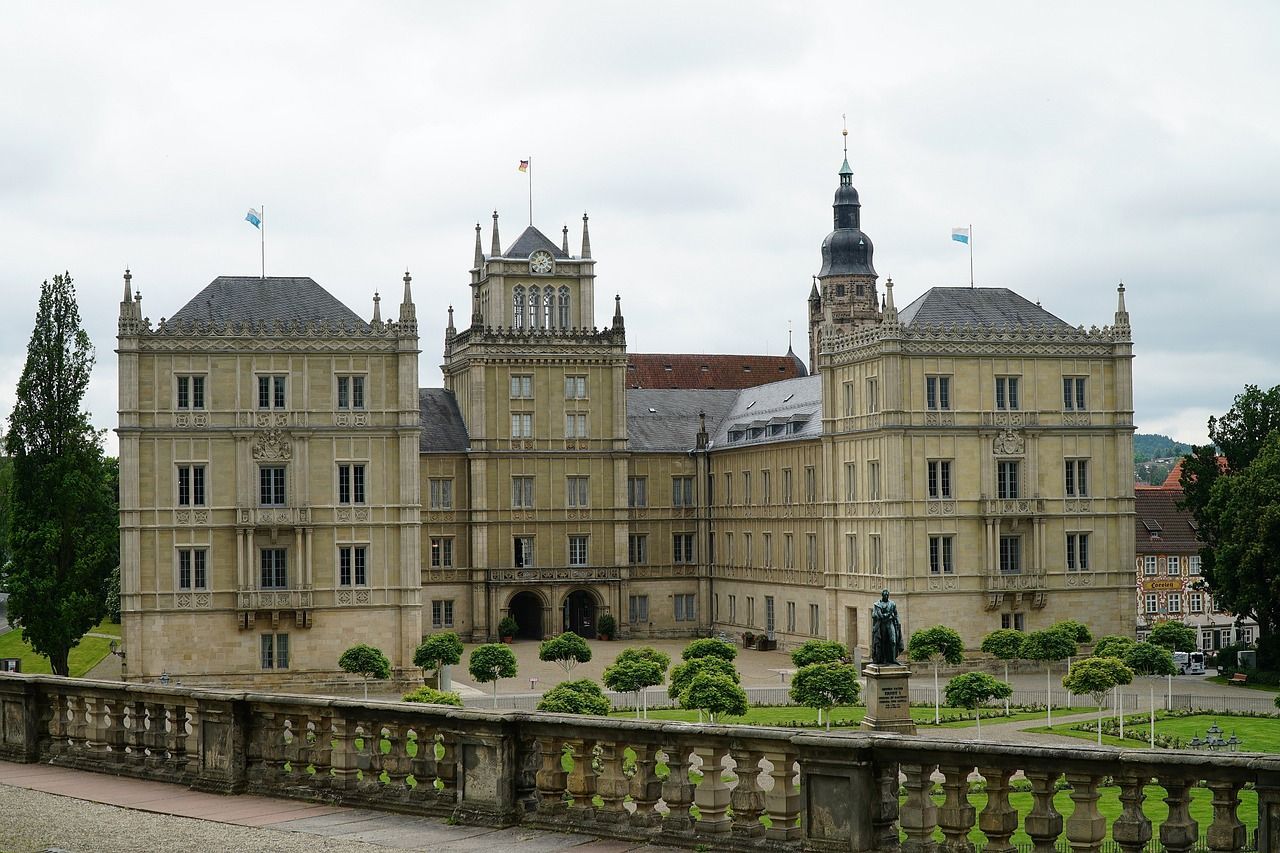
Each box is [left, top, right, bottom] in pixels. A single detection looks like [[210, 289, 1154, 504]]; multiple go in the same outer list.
[[724, 472, 734, 506], [177, 548, 208, 591], [927, 460, 952, 499], [844, 462, 856, 502], [762, 532, 773, 567], [672, 476, 694, 507], [1189, 591, 1203, 613], [336, 375, 365, 410], [999, 536, 1021, 574], [510, 374, 533, 399], [866, 377, 879, 413], [176, 375, 205, 410], [567, 476, 589, 508], [728, 594, 737, 623], [743, 471, 752, 506], [747, 596, 756, 627], [807, 533, 817, 570], [843, 382, 855, 416], [511, 413, 533, 438], [629, 594, 650, 623], [1066, 533, 1090, 571], [628, 534, 648, 565], [1167, 593, 1182, 614], [870, 534, 882, 574], [429, 478, 454, 510], [868, 461, 880, 500], [338, 545, 368, 586], [845, 533, 857, 573], [929, 535, 954, 574], [565, 413, 588, 438], [177, 464, 206, 507], [1189, 555, 1202, 575], [337, 463, 366, 504], [514, 536, 535, 568], [809, 604, 820, 635], [1001, 613, 1026, 631], [564, 375, 587, 399], [725, 532, 733, 564], [674, 593, 696, 622], [782, 533, 793, 569], [511, 476, 535, 508], [627, 477, 647, 508], [569, 535, 589, 566], [782, 468, 793, 504], [1167, 555, 1181, 575], [261, 633, 289, 669], [1063, 376, 1087, 411], [1144, 555, 1158, 575], [708, 532, 715, 563], [673, 533, 695, 564], [1065, 460, 1090, 497], [997, 461, 1020, 499], [786, 601, 797, 632], [762, 470, 772, 504], [765, 596, 776, 632], [926, 375, 951, 410], [259, 466, 286, 506], [430, 537, 454, 568], [258, 375, 287, 409], [431, 599, 455, 628], [995, 376, 1020, 411], [805, 466, 817, 503], [260, 548, 287, 589]]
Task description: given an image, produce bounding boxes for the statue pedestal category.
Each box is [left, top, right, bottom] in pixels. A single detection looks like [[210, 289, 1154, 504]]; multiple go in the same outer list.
[[861, 664, 916, 735]]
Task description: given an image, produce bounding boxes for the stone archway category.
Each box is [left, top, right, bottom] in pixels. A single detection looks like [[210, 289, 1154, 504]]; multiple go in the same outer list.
[[562, 589, 598, 638], [508, 591, 545, 640]]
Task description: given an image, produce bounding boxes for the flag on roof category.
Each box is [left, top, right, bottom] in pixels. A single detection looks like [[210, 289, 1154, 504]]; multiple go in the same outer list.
[[245, 208, 262, 229], [518, 160, 529, 173], [951, 226, 969, 244]]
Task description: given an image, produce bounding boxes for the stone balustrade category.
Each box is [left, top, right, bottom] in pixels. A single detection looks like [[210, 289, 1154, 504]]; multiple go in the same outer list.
[[2, 673, 1279, 852]]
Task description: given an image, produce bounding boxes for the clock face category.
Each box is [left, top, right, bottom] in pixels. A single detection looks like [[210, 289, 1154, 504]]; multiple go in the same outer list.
[[530, 251, 554, 275]]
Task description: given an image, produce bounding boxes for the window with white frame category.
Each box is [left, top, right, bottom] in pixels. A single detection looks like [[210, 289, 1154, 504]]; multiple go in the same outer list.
[[336, 375, 365, 410], [1167, 593, 1182, 613], [997, 461, 1020, 499], [929, 535, 954, 574], [338, 545, 368, 586], [629, 594, 649, 623], [765, 596, 776, 632], [1189, 592, 1203, 613], [672, 476, 694, 507], [260, 548, 287, 589], [1065, 460, 1090, 497], [1144, 555, 1158, 575], [674, 593, 696, 622], [510, 374, 533, 399], [995, 376, 1020, 411], [430, 537, 453, 568], [569, 535, 589, 566], [513, 536, 535, 568], [1063, 376, 1087, 410], [627, 477, 647, 508], [1066, 533, 1089, 571], [513, 286, 526, 328], [1145, 593, 1158, 614], [259, 466, 286, 506], [1168, 556, 1181, 575], [565, 413, 588, 438], [429, 478, 453, 510], [176, 375, 205, 410], [628, 534, 647, 565], [177, 464, 206, 507], [511, 413, 533, 438], [567, 476, 589, 508], [1189, 555, 1202, 575], [261, 633, 289, 669], [431, 599, 454, 628], [1001, 613, 1026, 631], [564, 375, 587, 399], [866, 377, 879, 413], [337, 463, 366, 504], [927, 460, 952, 499], [177, 548, 208, 591], [511, 476, 534, 508], [999, 535, 1021, 574], [926, 375, 951, 411], [673, 533, 696, 564], [257, 375, 287, 409], [558, 287, 570, 328]]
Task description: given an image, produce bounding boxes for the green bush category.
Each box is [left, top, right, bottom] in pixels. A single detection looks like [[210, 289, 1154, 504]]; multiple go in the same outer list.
[[597, 613, 617, 639], [402, 686, 463, 706], [537, 679, 612, 715], [682, 637, 737, 662], [498, 615, 519, 637]]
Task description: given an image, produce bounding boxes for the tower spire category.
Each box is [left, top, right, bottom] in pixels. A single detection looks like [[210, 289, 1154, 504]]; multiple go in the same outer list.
[[581, 212, 592, 259], [473, 223, 484, 269], [122, 267, 132, 304], [400, 268, 416, 323], [562, 224, 570, 255], [372, 291, 382, 324], [1114, 281, 1130, 329], [490, 210, 501, 257], [840, 114, 852, 178]]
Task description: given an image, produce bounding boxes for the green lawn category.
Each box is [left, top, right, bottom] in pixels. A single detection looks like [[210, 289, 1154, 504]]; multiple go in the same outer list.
[[0, 624, 118, 677], [1206, 675, 1280, 693], [610, 704, 1096, 730], [1030, 712, 1280, 753]]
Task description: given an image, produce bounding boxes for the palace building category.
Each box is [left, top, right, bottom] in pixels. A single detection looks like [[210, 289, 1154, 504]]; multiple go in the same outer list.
[[117, 156, 1137, 685]]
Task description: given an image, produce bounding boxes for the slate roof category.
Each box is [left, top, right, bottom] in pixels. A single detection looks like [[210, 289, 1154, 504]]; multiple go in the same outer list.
[[897, 287, 1071, 329], [627, 352, 807, 390], [709, 375, 823, 448], [1135, 488, 1200, 555], [503, 226, 569, 259], [626, 389, 738, 452], [168, 277, 369, 329], [419, 389, 469, 452]]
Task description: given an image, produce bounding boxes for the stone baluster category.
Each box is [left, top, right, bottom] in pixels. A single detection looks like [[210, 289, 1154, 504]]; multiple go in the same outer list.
[[310, 714, 333, 787], [873, 761, 902, 851], [383, 724, 412, 792], [127, 699, 147, 769], [764, 751, 802, 843], [1112, 775, 1152, 853], [435, 733, 459, 802], [145, 701, 169, 771], [627, 743, 663, 828], [82, 694, 108, 756], [330, 715, 360, 791], [408, 727, 438, 800], [1207, 781, 1247, 853], [977, 766, 1017, 853], [594, 741, 630, 824], [514, 733, 539, 813], [105, 696, 129, 766], [167, 703, 190, 777], [280, 714, 302, 780], [1161, 778, 1200, 853], [660, 745, 696, 834], [46, 690, 69, 756], [692, 744, 732, 835], [359, 723, 386, 791], [729, 746, 765, 839], [938, 764, 976, 853], [66, 693, 88, 756], [564, 738, 598, 818], [1066, 773, 1107, 853], [1024, 770, 1064, 853], [900, 762, 939, 853], [534, 735, 568, 816]]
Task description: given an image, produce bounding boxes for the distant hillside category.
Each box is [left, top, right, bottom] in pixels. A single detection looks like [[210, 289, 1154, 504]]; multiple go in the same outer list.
[[1134, 433, 1196, 486]]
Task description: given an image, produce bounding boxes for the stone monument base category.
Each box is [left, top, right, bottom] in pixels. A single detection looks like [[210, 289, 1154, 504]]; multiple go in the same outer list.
[[860, 663, 916, 735]]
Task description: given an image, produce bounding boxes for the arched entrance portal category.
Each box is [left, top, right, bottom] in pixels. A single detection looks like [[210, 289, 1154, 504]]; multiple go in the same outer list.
[[563, 590, 597, 637], [508, 592, 545, 640]]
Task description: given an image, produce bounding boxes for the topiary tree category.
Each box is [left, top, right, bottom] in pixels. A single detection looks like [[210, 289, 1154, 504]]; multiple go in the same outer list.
[[1124, 641, 1178, 747], [537, 679, 612, 715], [1093, 635, 1136, 660], [1020, 629, 1078, 726], [402, 686, 463, 706], [679, 672, 748, 723], [1051, 620, 1094, 644], [603, 647, 669, 719], [339, 644, 392, 699], [789, 662, 860, 729], [681, 637, 737, 663], [670, 655, 739, 700], [413, 632, 463, 687], [469, 643, 518, 708], [791, 639, 848, 668], [1148, 620, 1197, 653], [908, 625, 964, 724], [1063, 656, 1134, 744], [944, 672, 1013, 739], [497, 615, 519, 640], [597, 613, 617, 640], [539, 632, 593, 675], [980, 629, 1025, 715]]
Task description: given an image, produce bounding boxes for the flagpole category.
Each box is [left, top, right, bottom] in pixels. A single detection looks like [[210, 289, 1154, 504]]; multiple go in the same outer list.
[[968, 222, 974, 289], [261, 205, 266, 279], [527, 157, 533, 225]]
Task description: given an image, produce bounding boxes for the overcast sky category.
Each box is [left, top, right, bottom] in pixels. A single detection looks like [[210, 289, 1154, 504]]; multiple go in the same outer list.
[[3, 2, 1277, 455]]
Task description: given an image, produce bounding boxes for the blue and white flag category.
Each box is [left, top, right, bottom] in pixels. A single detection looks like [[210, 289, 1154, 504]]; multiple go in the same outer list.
[[951, 226, 970, 244], [245, 208, 262, 229]]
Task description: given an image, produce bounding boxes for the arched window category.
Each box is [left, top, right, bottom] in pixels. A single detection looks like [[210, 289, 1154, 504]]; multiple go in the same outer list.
[[543, 288, 553, 328], [513, 286, 525, 328], [558, 286, 571, 328], [529, 290, 540, 329]]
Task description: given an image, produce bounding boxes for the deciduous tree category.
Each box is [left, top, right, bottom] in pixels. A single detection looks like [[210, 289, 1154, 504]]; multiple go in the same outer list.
[[1063, 657, 1133, 744], [670, 655, 738, 698], [469, 643, 518, 708], [681, 637, 737, 662], [339, 644, 391, 699], [980, 629, 1024, 714], [908, 625, 964, 724], [413, 632, 463, 686], [943, 672, 1012, 739], [679, 672, 748, 723], [789, 662, 860, 729], [790, 639, 847, 668], [539, 632, 593, 675], [603, 647, 668, 719], [1124, 641, 1177, 747], [1093, 635, 1136, 660], [1020, 629, 1077, 726], [1148, 620, 1197, 654], [537, 679, 612, 715]]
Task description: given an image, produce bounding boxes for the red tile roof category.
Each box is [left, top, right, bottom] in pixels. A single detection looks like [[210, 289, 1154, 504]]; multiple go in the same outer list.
[[1135, 488, 1201, 555], [1159, 456, 1227, 489], [626, 352, 807, 390]]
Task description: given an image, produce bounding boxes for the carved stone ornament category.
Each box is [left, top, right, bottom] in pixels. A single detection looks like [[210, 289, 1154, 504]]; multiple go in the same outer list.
[[252, 429, 292, 462], [993, 428, 1025, 456]]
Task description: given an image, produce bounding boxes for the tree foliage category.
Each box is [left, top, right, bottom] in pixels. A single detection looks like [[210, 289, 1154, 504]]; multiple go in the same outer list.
[[1062, 657, 1133, 702], [1092, 635, 1136, 660], [468, 643, 518, 684], [1148, 620, 1197, 653], [670, 655, 738, 697], [1051, 620, 1093, 644], [1019, 629, 1077, 663], [944, 672, 1013, 710], [789, 662, 860, 719], [401, 686, 463, 706], [537, 679, 612, 715], [539, 632, 593, 674], [339, 644, 391, 680], [603, 655, 666, 695], [980, 629, 1025, 661], [681, 637, 737, 663], [1, 273, 117, 676], [0, 455, 12, 572], [1123, 642, 1177, 677], [907, 626, 964, 665], [791, 639, 847, 668], [615, 646, 671, 671], [679, 672, 748, 719], [413, 632, 463, 679]]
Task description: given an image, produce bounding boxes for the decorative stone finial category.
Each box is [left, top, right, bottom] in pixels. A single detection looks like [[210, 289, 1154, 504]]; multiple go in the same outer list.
[[473, 223, 484, 269], [883, 276, 897, 322], [562, 224, 570, 255], [581, 212, 592, 259], [491, 210, 502, 257], [1114, 281, 1130, 329], [612, 293, 624, 331], [399, 269, 416, 324], [123, 268, 132, 303], [372, 291, 382, 324]]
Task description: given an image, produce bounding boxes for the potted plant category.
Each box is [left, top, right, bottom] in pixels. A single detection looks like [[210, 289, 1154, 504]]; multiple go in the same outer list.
[[743, 631, 757, 649], [498, 615, 519, 643], [597, 613, 616, 640]]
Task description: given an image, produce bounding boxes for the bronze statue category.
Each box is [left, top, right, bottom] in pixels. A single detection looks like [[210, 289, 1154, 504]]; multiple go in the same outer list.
[[870, 588, 903, 665]]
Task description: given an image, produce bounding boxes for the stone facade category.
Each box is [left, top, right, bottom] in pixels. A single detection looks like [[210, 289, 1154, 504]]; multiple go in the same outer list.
[[118, 160, 1137, 685]]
